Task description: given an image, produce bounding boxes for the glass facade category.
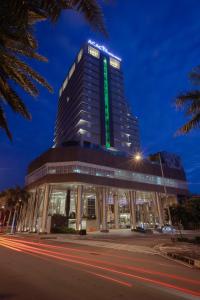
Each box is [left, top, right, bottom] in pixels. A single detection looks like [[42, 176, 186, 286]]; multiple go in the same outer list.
[[26, 161, 188, 191], [22, 184, 178, 234]]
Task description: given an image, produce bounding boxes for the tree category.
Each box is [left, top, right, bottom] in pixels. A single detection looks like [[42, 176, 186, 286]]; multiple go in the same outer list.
[[170, 198, 200, 230], [175, 66, 200, 134], [0, 190, 7, 226], [170, 204, 187, 237], [0, 186, 30, 233], [0, 0, 106, 139], [10, 187, 30, 234], [185, 197, 200, 229]]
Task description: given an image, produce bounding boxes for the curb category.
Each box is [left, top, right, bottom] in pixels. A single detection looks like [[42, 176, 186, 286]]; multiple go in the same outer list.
[[154, 243, 200, 269], [166, 252, 200, 268]]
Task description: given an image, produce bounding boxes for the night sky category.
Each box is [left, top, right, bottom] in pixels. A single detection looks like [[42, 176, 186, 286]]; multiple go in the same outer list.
[[0, 0, 200, 193]]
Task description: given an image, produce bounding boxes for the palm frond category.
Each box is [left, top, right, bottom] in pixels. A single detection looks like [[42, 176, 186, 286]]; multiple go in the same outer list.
[[69, 0, 107, 35], [28, 0, 107, 34], [2, 53, 52, 92], [0, 0, 106, 139], [176, 90, 200, 108], [0, 78, 31, 120], [176, 113, 200, 135], [0, 104, 12, 139], [186, 100, 200, 115]]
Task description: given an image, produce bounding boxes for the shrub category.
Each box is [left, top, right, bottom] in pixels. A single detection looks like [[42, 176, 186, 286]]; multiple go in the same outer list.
[[194, 236, 200, 244], [177, 237, 189, 242], [51, 226, 76, 234]]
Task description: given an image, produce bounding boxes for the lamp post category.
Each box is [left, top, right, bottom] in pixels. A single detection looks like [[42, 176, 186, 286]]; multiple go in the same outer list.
[[133, 152, 172, 226], [157, 153, 172, 225]]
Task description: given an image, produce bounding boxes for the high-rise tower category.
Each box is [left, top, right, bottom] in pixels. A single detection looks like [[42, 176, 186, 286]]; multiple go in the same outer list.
[[54, 40, 140, 155], [24, 41, 188, 235]]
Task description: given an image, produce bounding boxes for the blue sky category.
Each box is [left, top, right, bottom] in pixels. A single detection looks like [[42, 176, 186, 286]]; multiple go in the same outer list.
[[0, 0, 200, 193]]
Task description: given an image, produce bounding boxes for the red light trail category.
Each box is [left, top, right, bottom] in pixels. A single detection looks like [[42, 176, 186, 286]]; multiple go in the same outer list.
[[1, 237, 199, 286], [0, 237, 199, 297], [5, 236, 171, 267]]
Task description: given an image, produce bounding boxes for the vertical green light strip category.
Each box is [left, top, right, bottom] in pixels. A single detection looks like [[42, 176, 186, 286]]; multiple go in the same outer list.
[[103, 57, 111, 148]]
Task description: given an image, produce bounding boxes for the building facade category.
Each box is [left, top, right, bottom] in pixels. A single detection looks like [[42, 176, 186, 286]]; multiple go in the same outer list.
[[54, 40, 140, 155], [17, 41, 188, 234], [17, 146, 188, 233]]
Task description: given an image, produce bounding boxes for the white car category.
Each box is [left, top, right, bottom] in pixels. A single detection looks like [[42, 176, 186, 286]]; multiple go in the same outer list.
[[162, 225, 176, 234]]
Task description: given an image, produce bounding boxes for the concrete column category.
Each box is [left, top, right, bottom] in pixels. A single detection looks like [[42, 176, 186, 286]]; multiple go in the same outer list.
[[31, 189, 40, 232], [26, 190, 37, 231], [40, 184, 50, 233], [114, 193, 119, 229], [130, 190, 137, 230], [101, 187, 109, 232], [152, 193, 158, 225], [17, 202, 27, 231], [65, 189, 71, 228], [165, 197, 172, 225], [22, 203, 29, 231], [76, 185, 83, 231], [26, 192, 35, 231], [95, 189, 101, 230], [155, 192, 164, 227], [139, 204, 144, 225], [144, 202, 151, 226]]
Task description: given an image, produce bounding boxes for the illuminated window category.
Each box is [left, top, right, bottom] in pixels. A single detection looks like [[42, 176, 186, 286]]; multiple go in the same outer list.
[[77, 49, 83, 62], [110, 57, 120, 69], [77, 119, 90, 126], [69, 63, 75, 79], [78, 128, 85, 135], [88, 46, 100, 58]]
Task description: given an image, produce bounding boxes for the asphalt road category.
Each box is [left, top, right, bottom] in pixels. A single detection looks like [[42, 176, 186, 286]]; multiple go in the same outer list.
[[0, 236, 199, 300]]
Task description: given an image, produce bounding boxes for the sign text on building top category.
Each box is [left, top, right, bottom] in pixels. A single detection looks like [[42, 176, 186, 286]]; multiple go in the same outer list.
[[88, 40, 121, 61]]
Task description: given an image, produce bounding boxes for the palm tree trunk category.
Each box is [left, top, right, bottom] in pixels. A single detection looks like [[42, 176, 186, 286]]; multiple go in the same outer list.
[[17, 203, 23, 231], [3, 213, 7, 227], [6, 210, 12, 231], [11, 208, 17, 234]]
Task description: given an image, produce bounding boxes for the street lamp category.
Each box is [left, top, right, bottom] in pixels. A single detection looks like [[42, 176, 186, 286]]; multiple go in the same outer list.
[[133, 151, 172, 226], [157, 153, 172, 225], [134, 152, 142, 161]]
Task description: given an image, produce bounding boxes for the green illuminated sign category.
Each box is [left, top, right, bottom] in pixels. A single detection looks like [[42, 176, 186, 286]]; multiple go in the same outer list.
[[103, 57, 111, 148]]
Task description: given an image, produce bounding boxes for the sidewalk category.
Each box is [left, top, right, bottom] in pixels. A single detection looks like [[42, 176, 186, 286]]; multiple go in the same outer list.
[[12, 230, 157, 255], [155, 242, 200, 268], [55, 236, 158, 255], [7, 229, 200, 265]]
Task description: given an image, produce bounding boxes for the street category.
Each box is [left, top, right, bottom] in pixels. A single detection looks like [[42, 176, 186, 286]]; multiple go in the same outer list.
[[0, 236, 199, 300]]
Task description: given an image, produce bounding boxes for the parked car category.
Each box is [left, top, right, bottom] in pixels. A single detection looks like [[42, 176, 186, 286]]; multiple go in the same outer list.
[[162, 225, 176, 234]]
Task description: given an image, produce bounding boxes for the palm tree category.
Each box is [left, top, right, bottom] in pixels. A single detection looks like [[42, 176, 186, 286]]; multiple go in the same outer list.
[[1, 186, 30, 233], [176, 66, 200, 134], [10, 187, 30, 234], [0, 190, 7, 227], [0, 0, 106, 139]]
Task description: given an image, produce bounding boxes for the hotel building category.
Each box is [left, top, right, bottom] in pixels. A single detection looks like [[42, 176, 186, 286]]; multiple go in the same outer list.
[[17, 41, 188, 233], [54, 40, 140, 154]]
